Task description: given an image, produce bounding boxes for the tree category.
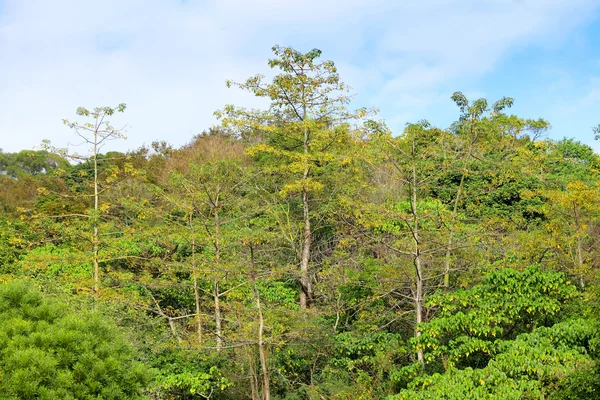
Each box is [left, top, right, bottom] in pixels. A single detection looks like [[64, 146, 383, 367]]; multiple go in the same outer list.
[[416, 266, 577, 370], [44, 104, 127, 294], [0, 280, 151, 399], [364, 121, 450, 365], [537, 181, 600, 286], [160, 134, 249, 350], [441, 93, 514, 287], [217, 45, 370, 308], [246, 242, 271, 400], [394, 319, 599, 400], [0, 149, 69, 179], [439, 93, 549, 287], [391, 268, 592, 400]]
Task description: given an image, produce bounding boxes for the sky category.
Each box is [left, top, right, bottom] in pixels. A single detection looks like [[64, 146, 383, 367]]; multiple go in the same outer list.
[[1, 0, 600, 154]]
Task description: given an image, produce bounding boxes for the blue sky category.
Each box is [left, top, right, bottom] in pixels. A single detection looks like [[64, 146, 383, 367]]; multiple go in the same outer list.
[[1, 0, 599, 153]]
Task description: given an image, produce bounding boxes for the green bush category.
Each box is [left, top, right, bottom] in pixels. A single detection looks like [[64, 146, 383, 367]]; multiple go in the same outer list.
[[0, 280, 151, 399]]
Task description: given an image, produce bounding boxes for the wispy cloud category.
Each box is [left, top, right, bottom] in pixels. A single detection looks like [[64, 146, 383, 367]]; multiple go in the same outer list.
[[0, 0, 598, 152]]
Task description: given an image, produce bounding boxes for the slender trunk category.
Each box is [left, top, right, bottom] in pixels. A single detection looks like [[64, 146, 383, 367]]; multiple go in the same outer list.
[[215, 205, 221, 265], [214, 205, 223, 351], [214, 279, 222, 351], [193, 272, 203, 345], [300, 111, 312, 309], [443, 171, 465, 288], [442, 238, 452, 288], [250, 245, 270, 400], [577, 233, 585, 287], [443, 127, 475, 288], [258, 303, 270, 400], [190, 213, 202, 345], [575, 211, 585, 288], [412, 153, 424, 365], [93, 226, 99, 294], [333, 292, 341, 334], [415, 256, 424, 365], [577, 234, 584, 268], [168, 318, 183, 343], [245, 345, 260, 400], [299, 84, 313, 310], [92, 134, 100, 295], [300, 184, 311, 309], [149, 291, 182, 343]]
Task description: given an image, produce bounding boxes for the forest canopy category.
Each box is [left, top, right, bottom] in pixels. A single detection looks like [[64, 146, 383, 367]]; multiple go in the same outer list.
[[0, 45, 599, 399]]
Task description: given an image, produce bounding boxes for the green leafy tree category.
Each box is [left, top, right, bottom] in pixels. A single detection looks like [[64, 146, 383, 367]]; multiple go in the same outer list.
[[160, 134, 249, 350], [0, 150, 69, 179], [392, 318, 598, 400], [416, 266, 577, 370], [61, 104, 127, 294], [439, 93, 549, 287], [441, 93, 514, 287]]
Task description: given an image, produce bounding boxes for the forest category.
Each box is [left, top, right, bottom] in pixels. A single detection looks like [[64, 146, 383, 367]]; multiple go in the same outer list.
[[0, 46, 599, 399]]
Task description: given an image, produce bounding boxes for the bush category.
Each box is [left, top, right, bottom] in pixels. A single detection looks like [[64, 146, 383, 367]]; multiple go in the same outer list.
[[0, 280, 151, 399]]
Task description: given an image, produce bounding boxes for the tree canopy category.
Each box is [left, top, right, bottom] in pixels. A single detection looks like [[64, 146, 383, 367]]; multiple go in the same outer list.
[[1, 45, 599, 399]]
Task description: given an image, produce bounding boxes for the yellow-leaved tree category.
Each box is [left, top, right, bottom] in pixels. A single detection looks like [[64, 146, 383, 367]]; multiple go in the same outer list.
[[216, 45, 372, 309]]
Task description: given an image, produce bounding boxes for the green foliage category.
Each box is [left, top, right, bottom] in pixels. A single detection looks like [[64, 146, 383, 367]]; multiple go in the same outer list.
[[416, 266, 578, 369], [17, 244, 90, 288], [0, 218, 30, 274], [392, 319, 599, 399], [0, 280, 151, 399], [150, 349, 231, 399], [315, 332, 406, 399], [3, 46, 600, 400], [546, 138, 600, 183], [0, 150, 69, 179]]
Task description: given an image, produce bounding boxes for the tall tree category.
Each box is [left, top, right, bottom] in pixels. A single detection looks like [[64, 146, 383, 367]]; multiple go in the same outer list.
[[437, 94, 549, 286], [46, 104, 127, 294], [162, 134, 248, 350], [355, 121, 450, 364], [217, 45, 370, 308]]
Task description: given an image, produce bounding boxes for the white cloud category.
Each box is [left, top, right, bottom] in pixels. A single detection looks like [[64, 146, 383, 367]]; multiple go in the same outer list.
[[0, 0, 598, 152]]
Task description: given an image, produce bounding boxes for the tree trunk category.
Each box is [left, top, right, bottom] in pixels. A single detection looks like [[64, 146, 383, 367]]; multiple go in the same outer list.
[[300, 184, 312, 309], [245, 345, 260, 400], [412, 158, 425, 365], [250, 245, 270, 400], [299, 90, 313, 310], [168, 318, 183, 343], [93, 226, 99, 294], [577, 233, 585, 288], [193, 272, 203, 345], [214, 205, 223, 351], [149, 290, 182, 343], [190, 213, 202, 345], [214, 279, 222, 351], [257, 291, 270, 400], [443, 134, 474, 288], [575, 212, 585, 288], [92, 134, 100, 295], [443, 174, 464, 288], [415, 260, 424, 365]]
